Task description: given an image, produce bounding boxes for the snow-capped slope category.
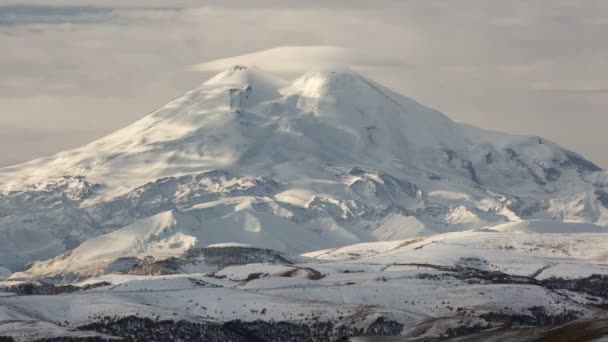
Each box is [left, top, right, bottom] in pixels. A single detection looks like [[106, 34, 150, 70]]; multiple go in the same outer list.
[[4, 232, 608, 341], [11, 219, 607, 284], [306, 230, 608, 278], [481, 220, 608, 234], [1, 65, 607, 273]]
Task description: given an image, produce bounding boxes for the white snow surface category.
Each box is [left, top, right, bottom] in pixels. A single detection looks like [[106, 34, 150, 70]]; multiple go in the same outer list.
[[0, 65, 607, 275], [482, 220, 608, 234], [3, 231, 608, 340], [306, 230, 608, 278]]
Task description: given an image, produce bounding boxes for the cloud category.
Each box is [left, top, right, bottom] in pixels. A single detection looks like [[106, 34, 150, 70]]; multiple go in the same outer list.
[[0, 5, 113, 26], [532, 82, 608, 94], [193, 45, 405, 75]]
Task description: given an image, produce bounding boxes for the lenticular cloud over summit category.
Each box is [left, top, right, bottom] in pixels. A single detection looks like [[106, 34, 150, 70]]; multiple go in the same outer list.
[[193, 46, 396, 74]]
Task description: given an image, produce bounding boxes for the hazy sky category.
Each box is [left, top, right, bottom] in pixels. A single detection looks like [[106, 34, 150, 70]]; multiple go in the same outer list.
[[0, 1, 607, 168]]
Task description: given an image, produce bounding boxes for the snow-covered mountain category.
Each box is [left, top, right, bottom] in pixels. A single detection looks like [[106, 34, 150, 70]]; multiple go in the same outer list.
[[3, 65, 608, 341], [1, 65, 608, 276]]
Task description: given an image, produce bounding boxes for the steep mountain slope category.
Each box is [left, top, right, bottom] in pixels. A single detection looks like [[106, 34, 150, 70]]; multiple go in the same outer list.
[[1, 65, 607, 272]]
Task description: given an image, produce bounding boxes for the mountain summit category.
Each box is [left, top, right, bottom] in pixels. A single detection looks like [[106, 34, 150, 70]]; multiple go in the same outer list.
[[1, 66, 607, 276]]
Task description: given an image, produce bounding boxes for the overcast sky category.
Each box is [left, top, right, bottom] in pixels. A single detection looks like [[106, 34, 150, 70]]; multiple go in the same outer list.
[[0, 1, 606, 168]]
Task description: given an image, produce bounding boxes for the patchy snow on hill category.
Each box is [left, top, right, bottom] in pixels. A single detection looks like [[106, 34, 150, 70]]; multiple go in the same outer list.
[[3, 231, 608, 341]]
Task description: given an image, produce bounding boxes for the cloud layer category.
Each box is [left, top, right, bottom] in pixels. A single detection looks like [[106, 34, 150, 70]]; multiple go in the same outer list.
[[0, 1, 607, 168]]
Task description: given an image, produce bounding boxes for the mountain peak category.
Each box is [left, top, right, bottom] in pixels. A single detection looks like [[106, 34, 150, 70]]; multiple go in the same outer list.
[[284, 67, 365, 97], [204, 64, 287, 89]]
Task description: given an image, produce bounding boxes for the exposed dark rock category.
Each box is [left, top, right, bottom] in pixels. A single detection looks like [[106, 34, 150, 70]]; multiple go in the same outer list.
[[364, 317, 404, 336], [429, 318, 608, 341], [366, 126, 377, 144], [595, 189, 608, 208], [224, 317, 402, 342], [543, 274, 608, 300], [485, 152, 493, 165], [505, 148, 519, 160], [442, 148, 456, 162], [229, 85, 252, 109], [32, 338, 109, 342], [507, 200, 549, 218], [76, 316, 403, 342], [80, 316, 250, 342], [348, 167, 366, 176], [244, 272, 265, 282], [531, 318, 608, 342], [479, 306, 581, 327], [277, 266, 325, 280], [126, 245, 295, 276], [6, 282, 110, 296], [503, 149, 547, 185], [526, 166, 547, 186], [561, 152, 602, 173], [413, 264, 608, 310], [427, 173, 441, 180], [461, 160, 480, 184], [125, 257, 182, 276], [543, 167, 561, 182], [199, 246, 293, 267]]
